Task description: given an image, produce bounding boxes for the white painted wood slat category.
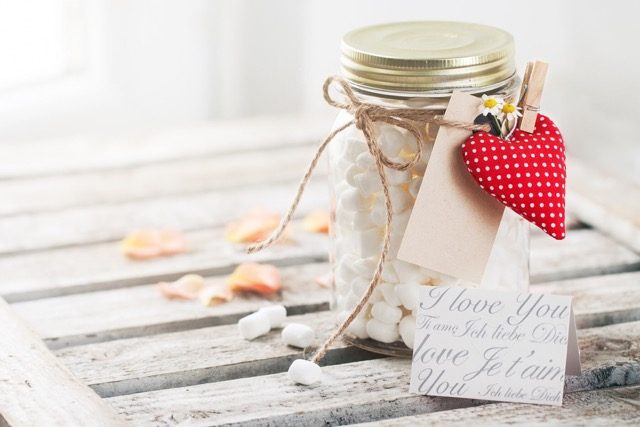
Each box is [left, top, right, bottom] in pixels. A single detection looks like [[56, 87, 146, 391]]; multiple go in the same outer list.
[[353, 386, 640, 426], [1, 226, 636, 304], [11, 269, 640, 351], [0, 298, 125, 427], [105, 320, 640, 426], [567, 158, 640, 252]]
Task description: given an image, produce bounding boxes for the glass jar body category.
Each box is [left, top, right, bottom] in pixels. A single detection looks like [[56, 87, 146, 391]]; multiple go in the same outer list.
[[328, 81, 529, 356]]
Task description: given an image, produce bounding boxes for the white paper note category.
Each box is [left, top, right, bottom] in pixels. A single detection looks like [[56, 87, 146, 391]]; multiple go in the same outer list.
[[409, 287, 574, 406]]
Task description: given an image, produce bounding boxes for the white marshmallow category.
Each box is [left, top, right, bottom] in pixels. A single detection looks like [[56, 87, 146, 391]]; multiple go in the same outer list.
[[377, 125, 405, 157], [350, 277, 370, 296], [335, 254, 358, 285], [345, 164, 361, 188], [339, 187, 371, 212], [334, 158, 353, 178], [381, 261, 399, 283], [258, 305, 287, 328], [389, 210, 412, 256], [378, 282, 402, 306], [372, 189, 412, 217], [370, 201, 387, 226], [369, 287, 384, 303], [352, 211, 376, 231], [355, 151, 375, 170], [392, 260, 422, 284], [238, 311, 271, 340], [366, 318, 399, 343], [385, 168, 412, 186], [389, 187, 413, 213], [399, 315, 416, 349], [371, 300, 403, 324], [288, 359, 322, 385], [342, 291, 361, 310], [357, 228, 383, 258], [282, 323, 315, 348], [353, 172, 382, 195], [395, 283, 420, 311], [346, 315, 369, 339], [342, 137, 367, 161], [352, 257, 377, 278]]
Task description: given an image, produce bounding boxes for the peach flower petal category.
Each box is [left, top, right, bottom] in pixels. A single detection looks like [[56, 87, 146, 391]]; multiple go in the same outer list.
[[225, 209, 280, 243], [158, 274, 205, 300], [121, 229, 187, 260], [303, 210, 330, 234], [199, 285, 234, 306], [226, 263, 281, 295]]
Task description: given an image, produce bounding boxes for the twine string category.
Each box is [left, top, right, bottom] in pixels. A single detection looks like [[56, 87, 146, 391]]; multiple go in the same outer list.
[[246, 75, 490, 364]]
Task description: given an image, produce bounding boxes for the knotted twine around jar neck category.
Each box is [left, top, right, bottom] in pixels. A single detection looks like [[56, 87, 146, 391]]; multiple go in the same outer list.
[[247, 76, 490, 364]]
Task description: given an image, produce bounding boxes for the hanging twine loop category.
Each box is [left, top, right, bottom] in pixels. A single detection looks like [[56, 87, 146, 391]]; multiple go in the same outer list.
[[246, 76, 490, 364]]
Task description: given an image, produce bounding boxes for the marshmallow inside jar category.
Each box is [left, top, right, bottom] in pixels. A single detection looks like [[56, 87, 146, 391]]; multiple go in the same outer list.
[[327, 21, 528, 357]]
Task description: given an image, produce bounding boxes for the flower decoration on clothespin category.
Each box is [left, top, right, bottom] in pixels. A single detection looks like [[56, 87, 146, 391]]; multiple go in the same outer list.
[[461, 61, 568, 240], [475, 94, 523, 139]]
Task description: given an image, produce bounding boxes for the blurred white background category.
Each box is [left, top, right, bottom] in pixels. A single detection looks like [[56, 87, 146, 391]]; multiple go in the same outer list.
[[0, 0, 638, 182]]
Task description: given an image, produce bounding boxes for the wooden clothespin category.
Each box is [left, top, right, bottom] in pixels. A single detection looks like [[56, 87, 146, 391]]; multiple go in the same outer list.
[[517, 61, 548, 133]]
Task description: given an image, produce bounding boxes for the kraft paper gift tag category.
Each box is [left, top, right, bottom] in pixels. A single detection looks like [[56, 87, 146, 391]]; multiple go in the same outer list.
[[398, 92, 504, 283]]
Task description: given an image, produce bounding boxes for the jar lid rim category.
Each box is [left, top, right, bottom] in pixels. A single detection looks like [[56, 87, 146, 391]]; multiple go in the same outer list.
[[341, 21, 516, 92]]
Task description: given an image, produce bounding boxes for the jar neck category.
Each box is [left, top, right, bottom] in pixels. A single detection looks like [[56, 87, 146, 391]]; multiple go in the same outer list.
[[346, 74, 520, 111]]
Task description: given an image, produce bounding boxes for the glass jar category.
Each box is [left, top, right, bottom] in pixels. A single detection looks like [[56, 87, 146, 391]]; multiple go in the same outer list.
[[328, 22, 529, 357]]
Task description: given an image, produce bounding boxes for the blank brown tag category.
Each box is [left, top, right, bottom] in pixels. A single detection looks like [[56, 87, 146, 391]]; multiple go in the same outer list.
[[397, 92, 504, 283]]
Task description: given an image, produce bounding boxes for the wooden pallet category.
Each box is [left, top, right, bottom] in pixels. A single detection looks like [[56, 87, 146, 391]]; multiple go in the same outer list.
[[1, 117, 639, 426]]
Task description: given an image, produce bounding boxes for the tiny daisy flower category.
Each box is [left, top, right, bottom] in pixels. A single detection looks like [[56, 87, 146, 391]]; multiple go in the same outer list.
[[501, 102, 522, 121], [481, 94, 504, 116]]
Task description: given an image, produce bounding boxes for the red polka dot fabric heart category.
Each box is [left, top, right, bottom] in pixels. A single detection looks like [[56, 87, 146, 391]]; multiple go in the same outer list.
[[461, 115, 566, 240]]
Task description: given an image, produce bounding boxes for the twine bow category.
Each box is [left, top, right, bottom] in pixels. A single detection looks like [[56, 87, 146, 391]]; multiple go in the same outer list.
[[247, 76, 490, 363]]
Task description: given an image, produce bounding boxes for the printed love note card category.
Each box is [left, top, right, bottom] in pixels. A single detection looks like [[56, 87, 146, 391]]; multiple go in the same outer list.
[[409, 286, 580, 406]]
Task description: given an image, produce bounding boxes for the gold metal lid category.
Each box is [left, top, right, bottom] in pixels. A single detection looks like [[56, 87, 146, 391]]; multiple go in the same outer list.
[[341, 21, 515, 93]]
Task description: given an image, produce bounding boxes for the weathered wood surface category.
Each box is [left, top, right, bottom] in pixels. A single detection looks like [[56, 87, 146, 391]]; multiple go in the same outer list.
[[567, 158, 640, 252], [13, 263, 330, 348], [0, 145, 319, 217], [353, 386, 640, 426], [105, 321, 640, 426], [58, 310, 640, 400], [55, 311, 366, 398], [529, 228, 640, 282], [535, 271, 640, 329], [0, 115, 638, 426], [0, 115, 329, 179], [1, 226, 634, 304], [12, 268, 640, 350], [0, 222, 329, 303], [0, 179, 326, 256], [0, 298, 125, 427]]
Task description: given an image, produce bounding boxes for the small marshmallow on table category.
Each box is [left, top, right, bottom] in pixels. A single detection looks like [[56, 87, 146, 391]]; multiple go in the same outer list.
[[259, 305, 287, 328], [236, 306, 323, 385], [238, 311, 271, 340], [281, 323, 315, 349], [238, 305, 287, 340], [288, 359, 322, 385]]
